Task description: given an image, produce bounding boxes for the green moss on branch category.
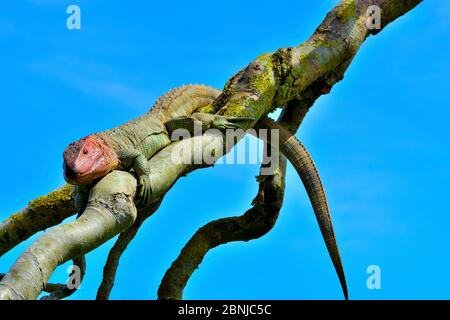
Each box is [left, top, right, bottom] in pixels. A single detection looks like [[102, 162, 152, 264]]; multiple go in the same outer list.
[[0, 184, 77, 257]]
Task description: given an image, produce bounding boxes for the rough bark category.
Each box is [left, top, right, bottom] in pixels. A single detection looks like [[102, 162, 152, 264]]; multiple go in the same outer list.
[[96, 199, 163, 300]]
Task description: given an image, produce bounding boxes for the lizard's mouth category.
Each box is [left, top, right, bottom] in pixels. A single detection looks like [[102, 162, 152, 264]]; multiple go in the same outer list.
[[63, 159, 99, 184], [63, 163, 78, 181]]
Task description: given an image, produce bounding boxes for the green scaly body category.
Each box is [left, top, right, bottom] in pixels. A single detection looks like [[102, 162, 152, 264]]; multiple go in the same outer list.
[[97, 85, 222, 173]]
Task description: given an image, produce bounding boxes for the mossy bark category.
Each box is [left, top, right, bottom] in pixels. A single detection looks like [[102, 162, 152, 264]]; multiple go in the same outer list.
[[0, 185, 77, 257]]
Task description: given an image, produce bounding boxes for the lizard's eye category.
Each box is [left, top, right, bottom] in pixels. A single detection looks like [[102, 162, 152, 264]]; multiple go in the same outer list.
[[83, 149, 89, 155]]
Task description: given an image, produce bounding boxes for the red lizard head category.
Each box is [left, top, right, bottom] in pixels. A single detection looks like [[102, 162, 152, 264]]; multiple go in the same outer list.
[[63, 135, 118, 185]]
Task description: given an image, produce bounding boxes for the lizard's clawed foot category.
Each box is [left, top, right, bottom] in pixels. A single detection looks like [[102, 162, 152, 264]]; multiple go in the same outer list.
[[136, 175, 152, 208], [73, 185, 91, 214]]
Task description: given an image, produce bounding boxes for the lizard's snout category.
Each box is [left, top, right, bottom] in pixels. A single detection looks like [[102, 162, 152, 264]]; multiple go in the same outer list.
[[62, 135, 119, 185], [63, 137, 99, 184]]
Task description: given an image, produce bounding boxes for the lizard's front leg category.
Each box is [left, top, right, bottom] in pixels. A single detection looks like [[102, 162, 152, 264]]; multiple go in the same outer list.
[[73, 184, 92, 214], [133, 154, 153, 207], [116, 149, 152, 207]]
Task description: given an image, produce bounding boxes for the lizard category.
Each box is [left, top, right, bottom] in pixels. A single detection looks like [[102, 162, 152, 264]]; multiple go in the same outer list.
[[62, 84, 348, 299], [63, 84, 249, 208]]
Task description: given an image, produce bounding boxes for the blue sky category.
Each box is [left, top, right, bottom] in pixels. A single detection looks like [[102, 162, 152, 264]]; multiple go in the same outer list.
[[1, 0, 449, 300]]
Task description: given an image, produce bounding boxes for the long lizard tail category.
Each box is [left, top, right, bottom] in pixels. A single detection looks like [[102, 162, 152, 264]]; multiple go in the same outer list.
[[257, 117, 348, 300]]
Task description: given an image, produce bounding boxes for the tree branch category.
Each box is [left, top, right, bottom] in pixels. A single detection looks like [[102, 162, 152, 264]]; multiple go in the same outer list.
[[157, 108, 293, 300], [0, 172, 137, 299], [0, 185, 77, 257], [96, 200, 163, 300], [0, 273, 66, 295]]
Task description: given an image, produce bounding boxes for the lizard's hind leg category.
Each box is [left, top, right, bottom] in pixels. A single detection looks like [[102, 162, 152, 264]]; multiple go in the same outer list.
[[165, 113, 253, 138]]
